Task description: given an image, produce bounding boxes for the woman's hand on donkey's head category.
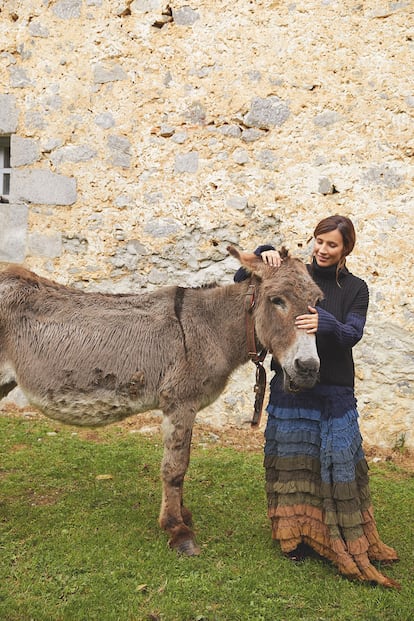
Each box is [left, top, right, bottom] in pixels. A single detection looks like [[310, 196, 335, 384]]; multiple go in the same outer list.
[[260, 250, 282, 268]]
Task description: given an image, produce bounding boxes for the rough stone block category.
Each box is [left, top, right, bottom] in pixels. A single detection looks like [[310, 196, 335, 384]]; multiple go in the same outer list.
[[172, 6, 200, 25], [219, 125, 242, 138], [362, 165, 404, 188], [144, 217, 184, 236], [132, 0, 161, 11], [50, 145, 97, 165], [28, 21, 50, 37], [107, 135, 131, 168], [8, 67, 33, 88], [28, 232, 63, 258], [318, 177, 335, 195], [174, 152, 199, 173], [93, 63, 128, 84], [227, 196, 248, 211], [10, 170, 77, 205], [232, 148, 249, 164], [0, 204, 28, 263], [11, 136, 40, 167], [241, 128, 264, 142], [25, 110, 46, 130], [95, 112, 115, 128], [0, 95, 19, 133], [244, 96, 290, 129], [313, 110, 341, 127], [53, 0, 82, 19]]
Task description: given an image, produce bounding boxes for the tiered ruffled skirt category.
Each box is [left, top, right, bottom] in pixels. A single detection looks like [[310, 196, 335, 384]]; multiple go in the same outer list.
[[264, 380, 400, 588]]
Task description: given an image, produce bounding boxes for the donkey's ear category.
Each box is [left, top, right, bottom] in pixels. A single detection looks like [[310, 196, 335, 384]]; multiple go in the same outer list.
[[227, 246, 266, 275], [279, 246, 290, 260]]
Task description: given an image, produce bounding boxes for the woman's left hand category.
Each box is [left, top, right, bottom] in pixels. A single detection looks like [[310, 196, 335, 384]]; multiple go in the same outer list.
[[260, 250, 282, 267], [295, 306, 318, 333]]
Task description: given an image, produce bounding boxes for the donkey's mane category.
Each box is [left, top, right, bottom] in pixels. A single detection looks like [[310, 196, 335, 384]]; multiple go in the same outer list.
[[193, 282, 219, 290]]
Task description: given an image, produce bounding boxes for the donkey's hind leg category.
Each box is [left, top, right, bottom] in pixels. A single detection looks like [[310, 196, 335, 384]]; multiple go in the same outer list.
[[158, 405, 200, 556]]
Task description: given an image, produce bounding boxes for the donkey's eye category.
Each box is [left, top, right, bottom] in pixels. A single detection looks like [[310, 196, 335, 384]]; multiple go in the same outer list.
[[270, 296, 287, 310]]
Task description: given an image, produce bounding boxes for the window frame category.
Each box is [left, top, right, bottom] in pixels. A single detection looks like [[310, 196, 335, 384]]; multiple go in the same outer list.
[[0, 135, 11, 203]]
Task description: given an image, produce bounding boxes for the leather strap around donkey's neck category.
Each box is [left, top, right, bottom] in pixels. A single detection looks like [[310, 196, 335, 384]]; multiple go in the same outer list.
[[245, 282, 267, 427]]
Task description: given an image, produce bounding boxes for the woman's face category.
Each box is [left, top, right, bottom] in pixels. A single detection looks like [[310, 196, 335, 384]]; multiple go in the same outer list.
[[313, 228, 344, 267]]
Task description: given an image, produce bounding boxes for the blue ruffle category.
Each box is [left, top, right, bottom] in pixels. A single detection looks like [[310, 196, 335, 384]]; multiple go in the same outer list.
[[268, 376, 357, 419], [265, 383, 365, 484]]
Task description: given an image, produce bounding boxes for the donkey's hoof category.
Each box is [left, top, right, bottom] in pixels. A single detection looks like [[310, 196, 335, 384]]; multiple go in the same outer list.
[[178, 539, 201, 556], [167, 523, 200, 556], [170, 537, 200, 556]]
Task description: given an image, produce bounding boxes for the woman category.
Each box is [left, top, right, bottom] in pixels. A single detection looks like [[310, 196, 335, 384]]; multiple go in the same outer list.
[[235, 215, 399, 588]]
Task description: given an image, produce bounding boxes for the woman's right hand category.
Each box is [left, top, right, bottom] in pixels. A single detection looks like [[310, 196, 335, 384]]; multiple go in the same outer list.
[[260, 250, 282, 267]]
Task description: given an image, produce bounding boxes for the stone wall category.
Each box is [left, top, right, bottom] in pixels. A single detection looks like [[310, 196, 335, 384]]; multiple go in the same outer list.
[[0, 0, 413, 448]]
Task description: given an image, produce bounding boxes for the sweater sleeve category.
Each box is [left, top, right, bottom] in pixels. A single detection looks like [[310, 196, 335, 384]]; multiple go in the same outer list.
[[316, 281, 369, 348], [233, 244, 275, 282]]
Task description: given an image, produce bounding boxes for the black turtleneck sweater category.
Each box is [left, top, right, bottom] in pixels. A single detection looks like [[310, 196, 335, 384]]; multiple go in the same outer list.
[[308, 258, 369, 387], [234, 246, 369, 388]]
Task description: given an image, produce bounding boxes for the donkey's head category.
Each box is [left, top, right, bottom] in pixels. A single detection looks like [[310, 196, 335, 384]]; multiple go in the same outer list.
[[228, 246, 322, 392]]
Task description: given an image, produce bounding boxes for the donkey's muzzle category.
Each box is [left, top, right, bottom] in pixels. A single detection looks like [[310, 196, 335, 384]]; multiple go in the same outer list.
[[284, 357, 320, 392]]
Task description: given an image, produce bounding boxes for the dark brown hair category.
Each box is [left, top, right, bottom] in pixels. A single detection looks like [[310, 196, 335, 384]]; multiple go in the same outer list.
[[313, 214, 356, 275]]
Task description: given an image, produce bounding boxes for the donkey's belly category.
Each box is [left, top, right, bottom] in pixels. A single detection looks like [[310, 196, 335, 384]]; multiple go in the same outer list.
[[27, 391, 159, 427]]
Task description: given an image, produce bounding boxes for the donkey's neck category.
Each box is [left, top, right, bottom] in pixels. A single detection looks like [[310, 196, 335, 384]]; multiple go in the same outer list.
[[202, 280, 251, 370]]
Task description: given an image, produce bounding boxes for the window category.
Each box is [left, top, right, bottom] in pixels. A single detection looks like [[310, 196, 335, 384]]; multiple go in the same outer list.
[[0, 136, 11, 203]]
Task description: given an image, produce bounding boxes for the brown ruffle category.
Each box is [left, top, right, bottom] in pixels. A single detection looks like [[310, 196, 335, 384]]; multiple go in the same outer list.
[[268, 502, 400, 589]]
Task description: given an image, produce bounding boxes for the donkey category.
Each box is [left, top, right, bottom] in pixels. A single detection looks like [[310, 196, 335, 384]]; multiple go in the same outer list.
[[0, 246, 322, 555]]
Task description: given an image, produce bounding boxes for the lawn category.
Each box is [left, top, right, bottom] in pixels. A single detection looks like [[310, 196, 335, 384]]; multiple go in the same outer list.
[[1, 412, 413, 621]]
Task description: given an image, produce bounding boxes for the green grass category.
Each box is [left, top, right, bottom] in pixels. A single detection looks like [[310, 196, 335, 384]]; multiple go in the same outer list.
[[0, 415, 413, 621]]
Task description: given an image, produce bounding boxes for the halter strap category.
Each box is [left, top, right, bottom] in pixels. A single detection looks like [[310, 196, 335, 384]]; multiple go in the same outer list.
[[245, 282, 267, 426]]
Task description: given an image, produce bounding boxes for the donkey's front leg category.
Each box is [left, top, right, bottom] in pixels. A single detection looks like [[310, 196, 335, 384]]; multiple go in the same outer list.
[[159, 408, 200, 556]]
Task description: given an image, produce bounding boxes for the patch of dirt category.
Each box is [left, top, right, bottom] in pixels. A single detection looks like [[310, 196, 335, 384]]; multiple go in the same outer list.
[[363, 444, 414, 474], [2, 406, 413, 472], [116, 413, 414, 472], [119, 412, 266, 452], [25, 488, 62, 506]]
